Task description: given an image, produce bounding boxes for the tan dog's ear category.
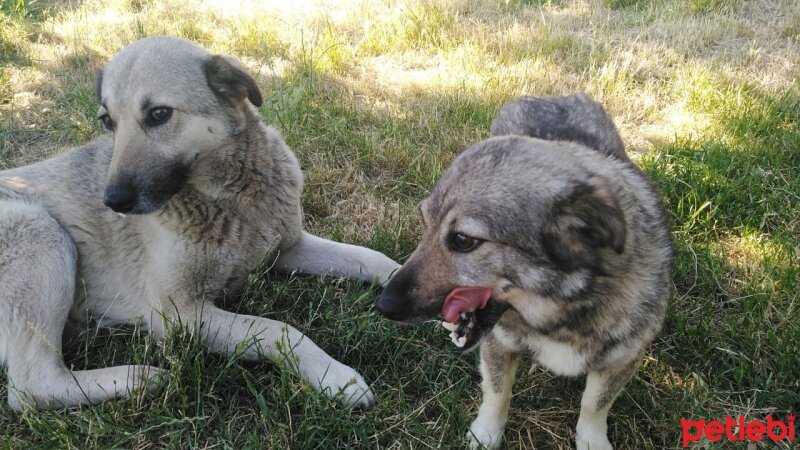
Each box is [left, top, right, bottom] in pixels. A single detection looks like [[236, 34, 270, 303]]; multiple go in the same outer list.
[[204, 55, 263, 107], [95, 68, 104, 102], [542, 177, 626, 272]]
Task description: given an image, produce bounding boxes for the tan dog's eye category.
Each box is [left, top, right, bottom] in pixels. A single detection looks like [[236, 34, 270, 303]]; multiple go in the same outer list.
[[146, 106, 173, 126], [98, 114, 114, 131], [449, 232, 483, 253]]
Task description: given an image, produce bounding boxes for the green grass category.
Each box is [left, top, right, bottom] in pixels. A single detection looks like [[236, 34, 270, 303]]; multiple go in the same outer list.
[[1, 0, 798, 448]]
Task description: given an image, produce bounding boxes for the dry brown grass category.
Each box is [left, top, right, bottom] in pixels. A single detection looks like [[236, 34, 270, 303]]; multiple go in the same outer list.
[[2, 0, 798, 163]]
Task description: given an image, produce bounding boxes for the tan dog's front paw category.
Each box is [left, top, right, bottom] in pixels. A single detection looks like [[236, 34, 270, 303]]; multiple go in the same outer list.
[[310, 361, 375, 409], [377, 261, 402, 288], [130, 365, 167, 395]]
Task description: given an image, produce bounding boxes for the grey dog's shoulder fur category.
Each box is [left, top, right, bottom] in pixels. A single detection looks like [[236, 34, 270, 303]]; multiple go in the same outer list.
[[490, 93, 630, 163]]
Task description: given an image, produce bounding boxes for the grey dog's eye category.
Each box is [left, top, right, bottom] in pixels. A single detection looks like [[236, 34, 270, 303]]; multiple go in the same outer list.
[[147, 106, 173, 126], [449, 232, 483, 252]]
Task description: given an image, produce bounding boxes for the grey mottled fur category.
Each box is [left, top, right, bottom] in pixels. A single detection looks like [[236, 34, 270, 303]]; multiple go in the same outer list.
[[378, 94, 673, 449], [490, 93, 630, 162], [0, 36, 399, 411]]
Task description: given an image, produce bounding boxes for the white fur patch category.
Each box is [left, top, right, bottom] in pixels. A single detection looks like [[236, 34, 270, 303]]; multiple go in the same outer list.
[[531, 336, 588, 376], [494, 327, 587, 376]]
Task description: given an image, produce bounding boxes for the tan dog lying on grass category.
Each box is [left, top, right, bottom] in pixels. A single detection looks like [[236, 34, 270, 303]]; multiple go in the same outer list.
[[0, 36, 399, 411]]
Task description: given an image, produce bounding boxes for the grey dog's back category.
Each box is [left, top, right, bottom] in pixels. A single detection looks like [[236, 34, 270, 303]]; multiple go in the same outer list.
[[490, 94, 630, 163]]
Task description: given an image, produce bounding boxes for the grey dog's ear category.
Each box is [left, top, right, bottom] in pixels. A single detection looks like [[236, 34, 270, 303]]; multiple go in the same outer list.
[[204, 55, 263, 107], [542, 177, 626, 272]]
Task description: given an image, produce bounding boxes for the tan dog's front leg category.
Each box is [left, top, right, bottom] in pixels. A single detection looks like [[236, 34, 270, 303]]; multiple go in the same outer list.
[[277, 231, 400, 286], [157, 302, 374, 409], [1, 200, 163, 411], [468, 333, 521, 450]]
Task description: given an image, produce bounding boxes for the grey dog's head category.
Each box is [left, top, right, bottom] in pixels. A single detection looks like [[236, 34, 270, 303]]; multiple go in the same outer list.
[[377, 94, 630, 349], [377, 95, 629, 350], [96, 36, 262, 214]]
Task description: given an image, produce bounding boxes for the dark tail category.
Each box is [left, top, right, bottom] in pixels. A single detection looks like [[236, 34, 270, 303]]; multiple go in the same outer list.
[[490, 94, 630, 162]]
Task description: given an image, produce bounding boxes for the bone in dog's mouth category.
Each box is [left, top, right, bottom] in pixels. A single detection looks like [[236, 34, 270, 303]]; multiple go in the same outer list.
[[441, 286, 495, 350]]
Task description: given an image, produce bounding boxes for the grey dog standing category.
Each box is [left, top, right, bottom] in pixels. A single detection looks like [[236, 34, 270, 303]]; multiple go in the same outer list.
[[0, 36, 400, 411], [378, 94, 673, 449]]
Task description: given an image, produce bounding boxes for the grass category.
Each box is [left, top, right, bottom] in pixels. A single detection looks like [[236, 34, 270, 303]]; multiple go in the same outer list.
[[1, 0, 798, 448]]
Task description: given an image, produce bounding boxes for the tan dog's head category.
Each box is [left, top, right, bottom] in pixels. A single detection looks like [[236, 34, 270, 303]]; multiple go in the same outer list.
[[96, 36, 262, 214], [377, 136, 627, 350]]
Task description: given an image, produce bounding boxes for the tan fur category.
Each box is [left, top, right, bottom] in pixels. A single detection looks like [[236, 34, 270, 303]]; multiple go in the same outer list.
[[0, 37, 399, 411]]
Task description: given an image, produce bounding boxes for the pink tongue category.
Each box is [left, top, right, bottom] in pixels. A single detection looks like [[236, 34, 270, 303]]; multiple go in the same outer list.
[[442, 286, 492, 323]]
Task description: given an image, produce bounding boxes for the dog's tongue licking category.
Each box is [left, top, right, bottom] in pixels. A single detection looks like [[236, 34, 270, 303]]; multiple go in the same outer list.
[[442, 286, 492, 323]]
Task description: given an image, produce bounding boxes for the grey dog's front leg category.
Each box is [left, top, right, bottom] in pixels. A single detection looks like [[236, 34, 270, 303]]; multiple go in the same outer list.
[[575, 356, 642, 450], [276, 231, 400, 286], [468, 333, 521, 450]]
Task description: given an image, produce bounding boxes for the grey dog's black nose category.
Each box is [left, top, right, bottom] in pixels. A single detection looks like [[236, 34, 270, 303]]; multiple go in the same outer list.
[[376, 264, 415, 320], [376, 290, 405, 320], [104, 182, 137, 213]]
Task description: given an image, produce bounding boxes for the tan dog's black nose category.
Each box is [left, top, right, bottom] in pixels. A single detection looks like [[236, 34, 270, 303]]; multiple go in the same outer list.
[[103, 181, 136, 213]]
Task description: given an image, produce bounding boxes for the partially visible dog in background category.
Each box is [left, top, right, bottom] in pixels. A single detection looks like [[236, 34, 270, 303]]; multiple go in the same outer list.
[[377, 94, 673, 449]]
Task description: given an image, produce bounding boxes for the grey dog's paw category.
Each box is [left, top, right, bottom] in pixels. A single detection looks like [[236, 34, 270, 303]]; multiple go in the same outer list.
[[575, 436, 613, 450], [312, 361, 375, 409], [467, 417, 504, 450], [575, 420, 613, 450]]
